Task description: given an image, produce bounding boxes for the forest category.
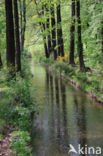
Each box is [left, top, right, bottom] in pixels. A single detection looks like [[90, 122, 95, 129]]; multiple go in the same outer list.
[[0, 0, 103, 155]]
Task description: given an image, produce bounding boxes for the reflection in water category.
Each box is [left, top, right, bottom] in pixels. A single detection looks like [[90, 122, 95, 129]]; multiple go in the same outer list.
[[31, 65, 103, 156], [49, 73, 55, 141], [55, 77, 60, 107], [74, 94, 87, 156], [55, 77, 61, 151], [60, 79, 68, 147], [50, 74, 53, 103], [46, 69, 49, 90]]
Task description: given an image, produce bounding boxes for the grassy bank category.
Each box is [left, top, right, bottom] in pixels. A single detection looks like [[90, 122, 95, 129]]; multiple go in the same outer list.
[[37, 55, 103, 105], [0, 55, 38, 155]]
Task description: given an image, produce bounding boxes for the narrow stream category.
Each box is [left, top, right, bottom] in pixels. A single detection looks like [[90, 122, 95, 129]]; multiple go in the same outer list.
[[31, 63, 103, 156]]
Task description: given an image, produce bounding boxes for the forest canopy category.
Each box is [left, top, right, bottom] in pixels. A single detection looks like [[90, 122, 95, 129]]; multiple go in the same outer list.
[[0, 0, 102, 71]]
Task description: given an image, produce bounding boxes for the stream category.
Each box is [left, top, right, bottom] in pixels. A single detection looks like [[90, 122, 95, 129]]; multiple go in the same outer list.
[[31, 63, 103, 156]]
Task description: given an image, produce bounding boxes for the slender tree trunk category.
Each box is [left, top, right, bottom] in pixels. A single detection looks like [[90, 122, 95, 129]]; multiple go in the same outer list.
[[51, 4, 57, 60], [0, 54, 2, 67], [69, 0, 75, 65], [42, 23, 49, 58], [57, 2, 64, 57], [0, 40, 3, 67], [21, 0, 26, 52], [18, 0, 22, 51], [19, 0, 26, 52], [5, 0, 15, 67], [46, 6, 52, 56], [14, 0, 21, 71], [42, 6, 49, 58], [76, 0, 85, 71], [44, 38, 49, 58], [101, 21, 103, 53]]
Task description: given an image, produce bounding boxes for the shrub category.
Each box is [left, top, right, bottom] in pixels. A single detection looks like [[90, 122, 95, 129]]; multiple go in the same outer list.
[[11, 131, 31, 156]]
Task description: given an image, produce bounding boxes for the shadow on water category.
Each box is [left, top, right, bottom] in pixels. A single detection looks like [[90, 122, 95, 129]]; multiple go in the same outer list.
[[31, 64, 103, 156]]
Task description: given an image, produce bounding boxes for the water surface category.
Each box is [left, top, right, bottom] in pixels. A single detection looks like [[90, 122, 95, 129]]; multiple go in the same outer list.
[[31, 63, 103, 156]]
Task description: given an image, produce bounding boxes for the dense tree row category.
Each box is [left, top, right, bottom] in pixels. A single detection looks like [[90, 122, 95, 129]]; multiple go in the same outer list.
[[34, 0, 64, 60], [0, 0, 102, 74], [5, 0, 26, 73], [34, 0, 86, 71], [33, 0, 103, 71]]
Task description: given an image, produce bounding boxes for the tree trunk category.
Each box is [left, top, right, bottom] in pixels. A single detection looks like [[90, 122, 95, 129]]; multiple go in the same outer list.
[[14, 0, 21, 72], [57, 3, 64, 57], [0, 54, 2, 67], [69, 0, 75, 65], [22, 0, 26, 52], [76, 0, 85, 71], [51, 4, 57, 60], [19, 0, 26, 52], [5, 0, 15, 67], [46, 6, 52, 56], [42, 23, 49, 58], [18, 0, 23, 51], [42, 6, 49, 58], [101, 21, 103, 53]]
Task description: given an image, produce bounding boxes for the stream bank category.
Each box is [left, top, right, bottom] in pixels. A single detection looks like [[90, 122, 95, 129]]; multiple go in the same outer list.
[[37, 56, 103, 106]]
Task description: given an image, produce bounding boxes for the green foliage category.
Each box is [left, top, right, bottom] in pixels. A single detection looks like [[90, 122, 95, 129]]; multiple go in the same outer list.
[[53, 62, 74, 75], [36, 55, 54, 64], [0, 57, 38, 155], [11, 131, 31, 156]]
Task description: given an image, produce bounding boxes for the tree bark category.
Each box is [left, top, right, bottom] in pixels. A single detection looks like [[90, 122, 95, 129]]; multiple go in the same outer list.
[[69, 0, 75, 65], [19, 0, 26, 52], [0, 54, 2, 67], [46, 6, 52, 56], [101, 21, 103, 53], [57, 3, 64, 57], [14, 0, 21, 71], [18, 0, 23, 51], [42, 5, 49, 58], [51, 4, 57, 60], [0, 40, 3, 67], [76, 0, 85, 71], [5, 0, 15, 67], [42, 22, 49, 58], [22, 0, 26, 52]]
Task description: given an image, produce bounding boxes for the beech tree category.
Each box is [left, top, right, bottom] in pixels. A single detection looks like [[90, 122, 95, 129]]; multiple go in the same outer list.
[[42, 5, 49, 58], [69, 0, 75, 65], [76, 0, 85, 71], [19, 0, 26, 52], [46, 3, 52, 55], [5, 0, 15, 68], [56, 1, 64, 57], [50, 2, 57, 60], [14, 0, 21, 71], [0, 54, 2, 67]]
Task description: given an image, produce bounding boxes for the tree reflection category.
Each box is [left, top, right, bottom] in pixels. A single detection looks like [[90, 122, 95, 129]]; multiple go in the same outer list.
[[60, 80, 68, 142], [55, 77, 60, 141], [74, 93, 87, 156], [46, 69, 49, 89]]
